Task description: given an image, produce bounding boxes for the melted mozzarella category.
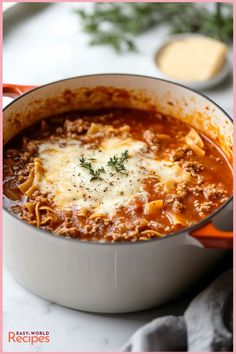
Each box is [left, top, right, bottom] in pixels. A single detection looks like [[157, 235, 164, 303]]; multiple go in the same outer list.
[[37, 138, 191, 215]]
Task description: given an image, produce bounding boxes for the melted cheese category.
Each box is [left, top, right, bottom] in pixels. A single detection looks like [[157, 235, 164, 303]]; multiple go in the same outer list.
[[37, 138, 191, 215]]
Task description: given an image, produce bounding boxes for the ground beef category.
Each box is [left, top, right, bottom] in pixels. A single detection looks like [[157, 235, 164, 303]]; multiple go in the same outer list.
[[165, 194, 176, 205], [25, 141, 38, 153], [21, 141, 39, 162], [172, 200, 185, 212], [182, 160, 204, 177], [56, 226, 81, 238], [194, 200, 214, 217], [147, 220, 163, 230], [154, 182, 165, 195], [176, 182, 188, 198], [64, 119, 89, 135], [188, 185, 204, 196], [164, 182, 188, 203], [143, 130, 160, 151], [204, 183, 227, 202], [170, 145, 193, 161]]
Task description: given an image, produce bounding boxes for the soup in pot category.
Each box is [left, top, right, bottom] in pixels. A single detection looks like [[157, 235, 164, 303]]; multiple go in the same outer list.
[[3, 108, 233, 242]]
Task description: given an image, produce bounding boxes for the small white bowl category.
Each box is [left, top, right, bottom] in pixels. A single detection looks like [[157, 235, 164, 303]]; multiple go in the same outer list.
[[153, 33, 231, 91]]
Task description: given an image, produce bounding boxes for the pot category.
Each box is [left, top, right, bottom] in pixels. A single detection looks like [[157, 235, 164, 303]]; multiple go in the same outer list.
[[3, 74, 233, 313]]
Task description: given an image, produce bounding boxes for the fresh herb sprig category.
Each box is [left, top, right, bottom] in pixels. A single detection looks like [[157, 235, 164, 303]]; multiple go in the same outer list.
[[107, 150, 129, 175], [80, 157, 105, 181], [75, 3, 233, 53]]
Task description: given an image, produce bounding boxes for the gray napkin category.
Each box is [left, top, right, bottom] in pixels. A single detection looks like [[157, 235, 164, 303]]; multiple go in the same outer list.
[[121, 270, 232, 352]]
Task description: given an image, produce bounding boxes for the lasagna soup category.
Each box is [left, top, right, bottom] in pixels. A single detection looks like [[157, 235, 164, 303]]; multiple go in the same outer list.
[[3, 108, 232, 242]]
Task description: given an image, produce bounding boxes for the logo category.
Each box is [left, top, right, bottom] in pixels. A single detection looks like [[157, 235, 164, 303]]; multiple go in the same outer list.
[[8, 331, 50, 345]]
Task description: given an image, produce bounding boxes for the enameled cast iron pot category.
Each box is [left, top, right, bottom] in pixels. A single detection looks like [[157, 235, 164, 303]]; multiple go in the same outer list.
[[3, 74, 233, 313]]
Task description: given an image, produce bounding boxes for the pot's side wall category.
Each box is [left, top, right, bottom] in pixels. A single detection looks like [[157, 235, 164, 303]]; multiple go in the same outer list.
[[4, 211, 224, 313], [3, 75, 233, 161]]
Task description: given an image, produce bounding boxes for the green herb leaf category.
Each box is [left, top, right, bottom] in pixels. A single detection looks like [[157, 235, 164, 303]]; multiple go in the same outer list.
[[107, 150, 129, 175], [80, 157, 105, 181]]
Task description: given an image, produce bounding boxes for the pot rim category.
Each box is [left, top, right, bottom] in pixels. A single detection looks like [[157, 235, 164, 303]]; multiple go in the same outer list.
[[3, 73, 233, 247]]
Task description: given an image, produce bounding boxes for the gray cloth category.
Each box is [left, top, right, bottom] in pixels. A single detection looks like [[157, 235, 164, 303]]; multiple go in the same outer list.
[[121, 270, 232, 352]]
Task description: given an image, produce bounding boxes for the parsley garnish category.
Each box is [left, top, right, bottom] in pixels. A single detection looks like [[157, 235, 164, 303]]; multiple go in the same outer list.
[[107, 150, 129, 175], [79, 157, 105, 181]]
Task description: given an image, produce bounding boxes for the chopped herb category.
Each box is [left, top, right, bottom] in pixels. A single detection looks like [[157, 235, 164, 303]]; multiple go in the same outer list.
[[107, 150, 129, 175], [79, 157, 105, 181]]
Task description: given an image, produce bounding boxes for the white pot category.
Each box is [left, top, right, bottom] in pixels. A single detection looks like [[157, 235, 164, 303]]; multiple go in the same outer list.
[[3, 74, 233, 313]]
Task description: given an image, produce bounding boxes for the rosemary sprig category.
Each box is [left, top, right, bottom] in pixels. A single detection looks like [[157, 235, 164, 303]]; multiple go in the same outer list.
[[107, 150, 129, 175], [79, 157, 105, 181], [75, 3, 233, 53]]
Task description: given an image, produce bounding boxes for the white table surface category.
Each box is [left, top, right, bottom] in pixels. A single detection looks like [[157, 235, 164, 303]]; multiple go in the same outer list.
[[3, 3, 233, 352]]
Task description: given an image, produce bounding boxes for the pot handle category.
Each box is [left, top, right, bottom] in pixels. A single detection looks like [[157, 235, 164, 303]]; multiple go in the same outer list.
[[3, 83, 36, 98], [190, 221, 233, 249]]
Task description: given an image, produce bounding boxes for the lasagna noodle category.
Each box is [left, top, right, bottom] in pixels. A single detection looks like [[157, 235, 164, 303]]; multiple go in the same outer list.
[[18, 168, 35, 195], [18, 157, 44, 197], [18, 158, 58, 228], [185, 128, 205, 156]]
